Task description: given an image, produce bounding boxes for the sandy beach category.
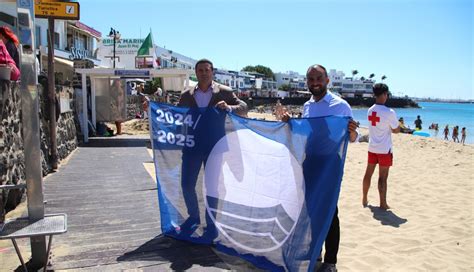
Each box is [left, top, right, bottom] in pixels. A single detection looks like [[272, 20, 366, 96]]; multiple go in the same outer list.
[[341, 128, 473, 271], [247, 112, 474, 271]]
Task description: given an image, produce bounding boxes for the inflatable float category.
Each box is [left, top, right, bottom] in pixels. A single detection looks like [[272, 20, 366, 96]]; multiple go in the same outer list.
[[413, 130, 430, 137]]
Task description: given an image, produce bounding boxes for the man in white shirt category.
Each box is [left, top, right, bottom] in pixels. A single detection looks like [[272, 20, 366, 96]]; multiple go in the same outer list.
[[283, 64, 358, 272], [362, 83, 400, 210]]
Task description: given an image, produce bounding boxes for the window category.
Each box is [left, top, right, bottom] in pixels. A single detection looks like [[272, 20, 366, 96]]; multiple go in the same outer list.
[[342, 84, 353, 88], [35, 25, 41, 49], [54, 32, 60, 49], [74, 33, 86, 50], [83, 36, 88, 50], [66, 33, 73, 50]]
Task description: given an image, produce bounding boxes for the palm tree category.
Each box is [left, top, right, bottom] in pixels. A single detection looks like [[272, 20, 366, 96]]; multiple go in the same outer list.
[[381, 75, 387, 81], [360, 76, 366, 81], [369, 73, 375, 80], [351, 70, 358, 79]]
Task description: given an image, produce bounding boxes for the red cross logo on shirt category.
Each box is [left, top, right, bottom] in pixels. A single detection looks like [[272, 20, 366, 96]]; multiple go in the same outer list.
[[368, 111, 380, 126]]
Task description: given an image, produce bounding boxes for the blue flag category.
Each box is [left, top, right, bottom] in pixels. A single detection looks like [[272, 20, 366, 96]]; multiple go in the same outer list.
[[150, 102, 349, 271]]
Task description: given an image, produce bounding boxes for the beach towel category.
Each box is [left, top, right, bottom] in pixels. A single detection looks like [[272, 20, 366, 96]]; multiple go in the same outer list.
[[150, 101, 349, 271]]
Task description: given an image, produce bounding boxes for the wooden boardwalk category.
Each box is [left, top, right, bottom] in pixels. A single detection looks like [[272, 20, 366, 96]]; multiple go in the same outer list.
[[1, 136, 259, 271]]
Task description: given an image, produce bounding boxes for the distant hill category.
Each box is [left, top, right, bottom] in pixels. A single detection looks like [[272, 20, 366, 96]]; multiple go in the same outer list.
[[413, 98, 473, 104]]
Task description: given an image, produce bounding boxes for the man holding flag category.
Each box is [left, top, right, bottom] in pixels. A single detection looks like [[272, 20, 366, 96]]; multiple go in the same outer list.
[[283, 64, 358, 272], [177, 58, 247, 240]]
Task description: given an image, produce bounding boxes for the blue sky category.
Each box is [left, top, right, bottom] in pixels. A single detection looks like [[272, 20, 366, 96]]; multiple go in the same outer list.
[[79, 0, 472, 100]]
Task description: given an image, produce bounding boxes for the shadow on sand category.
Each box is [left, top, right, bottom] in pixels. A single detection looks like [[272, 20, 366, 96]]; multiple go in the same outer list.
[[368, 205, 408, 227]]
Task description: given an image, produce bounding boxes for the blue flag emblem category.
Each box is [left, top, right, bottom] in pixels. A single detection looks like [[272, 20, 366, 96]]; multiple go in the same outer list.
[[150, 102, 349, 271]]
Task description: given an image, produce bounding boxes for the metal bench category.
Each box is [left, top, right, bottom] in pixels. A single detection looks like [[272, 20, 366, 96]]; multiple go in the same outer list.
[[0, 213, 67, 272], [1, 184, 67, 271]]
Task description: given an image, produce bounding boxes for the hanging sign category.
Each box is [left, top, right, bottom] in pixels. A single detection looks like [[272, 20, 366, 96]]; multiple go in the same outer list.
[[34, 1, 80, 20]]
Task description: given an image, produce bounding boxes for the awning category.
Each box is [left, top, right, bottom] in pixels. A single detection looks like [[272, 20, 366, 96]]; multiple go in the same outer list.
[[126, 78, 146, 83], [54, 57, 74, 67], [68, 23, 101, 39], [75, 21, 101, 38]]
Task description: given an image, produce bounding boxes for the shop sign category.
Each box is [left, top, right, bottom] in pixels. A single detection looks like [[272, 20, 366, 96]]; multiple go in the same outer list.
[[69, 47, 89, 60]]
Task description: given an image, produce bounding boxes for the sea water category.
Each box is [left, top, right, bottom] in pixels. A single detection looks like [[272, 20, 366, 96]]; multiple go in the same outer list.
[[352, 102, 474, 144]]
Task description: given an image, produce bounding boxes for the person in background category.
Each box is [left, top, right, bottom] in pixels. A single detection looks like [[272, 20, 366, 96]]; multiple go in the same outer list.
[[141, 94, 149, 119], [114, 119, 122, 135], [111, 79, 125, 135], [452, 126, 460, 143], [398, 118, 414, 134], [274, 99, 284, 120], [0, 26, 20, 69], [399, 117, 405, 127], [414, 115, 422, 130], [282, 64, 359, 272], [154, 87, 163, 97], [443, 125, 449, 140], [461, 127, 466, 145], [362, 83, 400, 210], [0, 39, 20, 81], [137, 83, 144, 94]]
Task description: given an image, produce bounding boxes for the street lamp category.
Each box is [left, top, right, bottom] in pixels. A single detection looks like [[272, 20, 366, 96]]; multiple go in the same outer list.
[[108, 27, 121, 68]]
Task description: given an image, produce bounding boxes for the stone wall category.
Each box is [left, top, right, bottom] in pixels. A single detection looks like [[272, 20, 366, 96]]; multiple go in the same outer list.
[[0, 80, 78, 223], [38, 83, 78, 174], [0, 80, 25, 222]]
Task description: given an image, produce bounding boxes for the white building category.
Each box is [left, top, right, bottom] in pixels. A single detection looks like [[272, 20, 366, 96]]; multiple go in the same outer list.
[[96, 37, 196, 70], [32, 19, 102, 83], [213, 69, 278, 96], [95, 37, 197, 92], [327, 69, 374, 98], [274, 71, 306, 97], [213, 70, 253, 91], [275, 71, 305, 89], [213, 69, 237, 89], [155, 47, 196, 70]]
